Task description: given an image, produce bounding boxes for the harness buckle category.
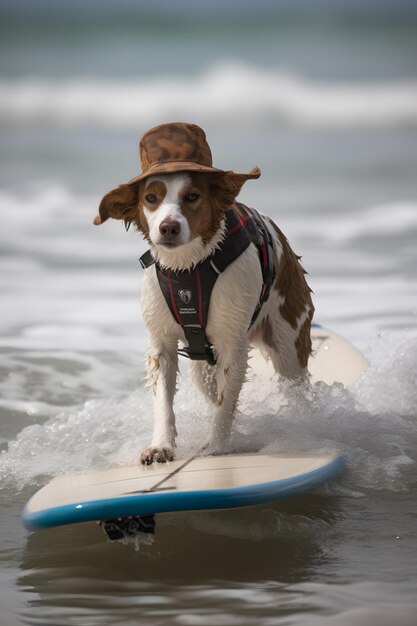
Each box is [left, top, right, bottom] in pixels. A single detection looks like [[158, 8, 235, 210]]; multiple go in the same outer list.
[[179, 325, 217, 366]]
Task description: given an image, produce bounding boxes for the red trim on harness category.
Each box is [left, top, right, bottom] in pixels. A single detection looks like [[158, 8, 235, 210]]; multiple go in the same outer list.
[[195, 266, 204, 327], [167, 270, 181, 325], [228, 214, 251, 236], [261, 241, 268, 266], [234, 204, 244, 218]]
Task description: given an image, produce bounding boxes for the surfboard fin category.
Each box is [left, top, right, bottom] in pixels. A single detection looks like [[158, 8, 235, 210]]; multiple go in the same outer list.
[[100, 515, 156, 541]]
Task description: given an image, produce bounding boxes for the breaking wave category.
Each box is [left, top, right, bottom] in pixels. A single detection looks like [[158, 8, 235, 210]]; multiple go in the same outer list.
[[1, 62, 417, 129]]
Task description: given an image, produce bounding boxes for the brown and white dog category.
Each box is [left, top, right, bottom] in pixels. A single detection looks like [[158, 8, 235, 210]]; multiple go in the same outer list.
[[94, 123, 314, 464]]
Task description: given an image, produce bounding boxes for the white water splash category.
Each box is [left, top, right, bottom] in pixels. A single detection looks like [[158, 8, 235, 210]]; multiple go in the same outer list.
[[1, 334, 416, 495]]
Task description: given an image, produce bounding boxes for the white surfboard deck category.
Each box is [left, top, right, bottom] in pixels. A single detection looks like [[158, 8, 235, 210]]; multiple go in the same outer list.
[[248, 324, 368, 388], [22, 451, 344, 531], [22, 325, 365, 533]]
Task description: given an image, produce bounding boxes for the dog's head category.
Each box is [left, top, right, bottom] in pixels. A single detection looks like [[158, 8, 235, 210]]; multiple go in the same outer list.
[[94, 168, 260, 268]]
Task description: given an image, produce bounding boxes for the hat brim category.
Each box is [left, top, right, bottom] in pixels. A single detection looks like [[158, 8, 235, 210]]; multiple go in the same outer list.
[[127, 162, 261, 185]]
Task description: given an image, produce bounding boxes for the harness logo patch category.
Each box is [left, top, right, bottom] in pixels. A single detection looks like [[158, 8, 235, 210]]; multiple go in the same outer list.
[[178, 289, 192, 305]]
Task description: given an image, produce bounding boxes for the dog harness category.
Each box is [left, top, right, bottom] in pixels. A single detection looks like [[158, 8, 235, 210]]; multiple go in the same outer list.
[[139, 203, 276, 365]]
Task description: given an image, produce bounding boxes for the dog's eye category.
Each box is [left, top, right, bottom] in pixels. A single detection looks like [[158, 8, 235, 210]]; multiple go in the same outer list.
[[185, 193, 199, 202], [145, 193, 157, 203]]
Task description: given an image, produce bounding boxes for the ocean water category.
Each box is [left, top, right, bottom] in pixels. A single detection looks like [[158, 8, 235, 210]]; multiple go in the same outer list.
[[1, 3, 417, 625]]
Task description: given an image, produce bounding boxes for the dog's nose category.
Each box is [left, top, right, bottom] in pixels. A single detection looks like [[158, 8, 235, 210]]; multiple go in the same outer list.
[[159, 219, 181, 238]]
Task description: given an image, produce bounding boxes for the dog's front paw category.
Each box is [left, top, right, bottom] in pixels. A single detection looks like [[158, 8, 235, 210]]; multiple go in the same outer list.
[[140, 446, 175, 465], [201, 439, 229, 457]]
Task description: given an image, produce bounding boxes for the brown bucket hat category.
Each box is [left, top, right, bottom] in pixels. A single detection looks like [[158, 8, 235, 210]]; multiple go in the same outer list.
[[126, 121, 261, 184]]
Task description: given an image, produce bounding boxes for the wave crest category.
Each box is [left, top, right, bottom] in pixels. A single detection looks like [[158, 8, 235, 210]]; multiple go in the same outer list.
[[1, 62, 417, 129]]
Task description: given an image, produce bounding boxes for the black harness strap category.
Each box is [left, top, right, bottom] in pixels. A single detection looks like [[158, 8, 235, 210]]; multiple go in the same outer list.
[[159, 262, 220, 365], [139, 204, 275, 365], [248, 206, 276, 326]]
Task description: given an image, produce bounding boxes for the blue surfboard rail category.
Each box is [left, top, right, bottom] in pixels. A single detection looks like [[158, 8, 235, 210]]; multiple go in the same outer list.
[[22, 455, 345, 531]]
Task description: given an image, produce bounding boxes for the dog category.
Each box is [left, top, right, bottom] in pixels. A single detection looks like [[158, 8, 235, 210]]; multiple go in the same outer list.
[[94, 122, 314, 465]]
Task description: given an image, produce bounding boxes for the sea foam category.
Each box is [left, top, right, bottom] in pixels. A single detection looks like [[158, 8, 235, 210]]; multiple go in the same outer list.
[[0, 334, 416, 495]]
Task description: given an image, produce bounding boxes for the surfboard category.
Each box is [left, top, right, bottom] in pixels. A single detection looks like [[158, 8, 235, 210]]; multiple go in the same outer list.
[[22, 451, 344, 534], [22, 325, 366, 537], [248, 323, 368, 388]]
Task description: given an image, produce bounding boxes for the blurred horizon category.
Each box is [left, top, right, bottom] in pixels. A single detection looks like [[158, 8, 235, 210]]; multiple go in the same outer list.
[[2, 0, 417, 19], [1, 0, 416, 90]]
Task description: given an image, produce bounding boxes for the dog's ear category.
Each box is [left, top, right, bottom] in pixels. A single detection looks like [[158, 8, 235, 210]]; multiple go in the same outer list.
[[210, 167, 261, 208], [93, 183, 139, 229]]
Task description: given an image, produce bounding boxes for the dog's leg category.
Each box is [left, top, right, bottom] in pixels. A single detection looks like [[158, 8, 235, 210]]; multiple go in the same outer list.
[[204, 338, 249, 453], [189, 361, 218, 405], [266, 318, 307, 379], [253, 306, 313, 380], [140, 341, 178, 464]]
